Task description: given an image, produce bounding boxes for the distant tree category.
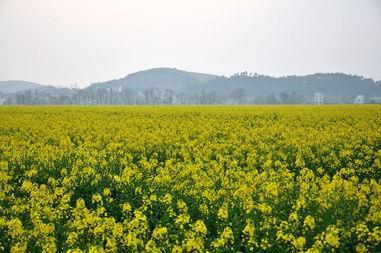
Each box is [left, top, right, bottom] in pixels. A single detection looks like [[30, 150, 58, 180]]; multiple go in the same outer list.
[[266, 93, 280, 104], [230, 88, 246, 104]]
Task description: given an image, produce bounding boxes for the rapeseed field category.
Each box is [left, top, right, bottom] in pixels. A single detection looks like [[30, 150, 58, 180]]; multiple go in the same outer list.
[[0, 106, 380, 252]]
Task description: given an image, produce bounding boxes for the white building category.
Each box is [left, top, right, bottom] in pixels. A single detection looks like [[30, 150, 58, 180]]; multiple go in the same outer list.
[[314, 92, 324, 104], [354, 95, 365, 104]]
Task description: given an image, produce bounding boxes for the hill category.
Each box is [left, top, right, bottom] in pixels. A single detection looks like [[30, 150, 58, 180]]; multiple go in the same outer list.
[[0, 80, 44, 94], [202, 73, 381, 103], [86, 69, 381, 104], [88, 68, 218, 93]]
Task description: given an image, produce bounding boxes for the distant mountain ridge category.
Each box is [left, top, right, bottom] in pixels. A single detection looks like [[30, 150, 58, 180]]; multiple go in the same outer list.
[[1, 68, 381, 104], [0, 80, 43, 94]]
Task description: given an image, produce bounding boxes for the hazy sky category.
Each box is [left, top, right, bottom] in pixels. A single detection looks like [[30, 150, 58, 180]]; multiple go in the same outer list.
[[0, 0, 380, 87]]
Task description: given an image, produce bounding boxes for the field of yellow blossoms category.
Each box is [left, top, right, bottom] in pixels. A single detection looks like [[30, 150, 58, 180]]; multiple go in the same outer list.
[[0, 105, 381, 252]]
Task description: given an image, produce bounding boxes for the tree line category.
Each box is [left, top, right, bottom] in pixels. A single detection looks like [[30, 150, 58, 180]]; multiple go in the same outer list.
[[2, 87, 309, 105]]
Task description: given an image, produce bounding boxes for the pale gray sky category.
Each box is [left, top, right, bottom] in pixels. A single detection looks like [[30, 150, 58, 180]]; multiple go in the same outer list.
[[0, 0, 380, 87]]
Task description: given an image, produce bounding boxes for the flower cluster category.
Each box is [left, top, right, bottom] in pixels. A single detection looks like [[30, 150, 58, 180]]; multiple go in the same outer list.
[[0, 105, 380, 252]]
